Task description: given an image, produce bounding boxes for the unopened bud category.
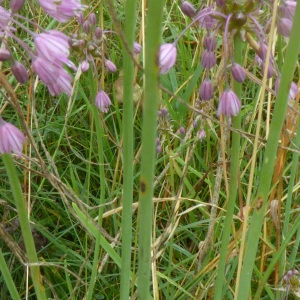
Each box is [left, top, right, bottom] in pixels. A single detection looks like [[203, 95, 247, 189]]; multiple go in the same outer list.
[[0, 48, 11, 61], [134, 42, 142, 54], [105, 60, 117, 73], [89, 13, 97, 26], [81, 61, 90, 72], [11, 61, 28, 84], [82, 21, 90, 33], [94, 27, 102, 39], [10, 0, 25, 12], [180, 1, 196, 18], [231, 63, 246, 83]]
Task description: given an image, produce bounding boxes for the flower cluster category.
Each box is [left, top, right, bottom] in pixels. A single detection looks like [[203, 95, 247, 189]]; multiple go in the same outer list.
[[176, 0, 298, 118]]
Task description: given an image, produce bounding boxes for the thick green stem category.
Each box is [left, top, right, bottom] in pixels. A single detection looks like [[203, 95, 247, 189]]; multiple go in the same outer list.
[[236, 3, 300, 297], [2, 154, 46, 300], [137, 1, 165, 298], [214, 34, 242, 299], [119, 0, 138, 298]]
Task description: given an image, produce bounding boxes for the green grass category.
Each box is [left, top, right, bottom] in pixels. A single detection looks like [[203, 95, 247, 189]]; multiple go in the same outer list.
[[0, 1, 299, 299]]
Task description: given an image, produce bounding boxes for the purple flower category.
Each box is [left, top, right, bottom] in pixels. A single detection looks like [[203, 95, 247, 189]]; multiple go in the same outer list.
[[199, 78, 213, 100], [0, 117, 26, 156], [180, 1, 196, 18], [201, 50, 216, 70], [204, 34, 216, 51], [34, 30, 75, 69], [277, 18, 293, 37], [275, 77, 299, 100], [0, 6, 10, 27], [95, 90, 111, 113], [217, 88, 241, 117], [196, 7, 216, 29], [11, 61, 28, 84], [198, 129, 206, 140], [278, 1, 296, 20], [0, 48, 11, 61], [159, 43, 177, 74], [80, 61, 90, 72], [33, 57, 72, 95], [10, 0, 25, 12], [105, 60, 117, 73], [231, 63, 246, 83], [134, 42, 142, 55], [37, 0, 85, 23]]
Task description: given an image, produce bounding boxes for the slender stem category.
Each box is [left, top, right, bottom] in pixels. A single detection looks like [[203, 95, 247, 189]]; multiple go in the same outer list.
[[236, 2, 300, 297], [137, 1, 165, 298], [119, 0, 138, 298], [2, 154, 46, 300], [214, 34, 242, 299]]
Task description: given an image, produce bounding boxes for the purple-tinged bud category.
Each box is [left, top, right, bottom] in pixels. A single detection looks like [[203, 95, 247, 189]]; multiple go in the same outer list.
[[201, 50, 216, 70], [179, 126, 186, 135], [89, 13, 97, 26], [204, 34, 216, 51], [11, 61, 28, 84], [156, 144, 162, 153], [199, 78, 213, 100], [10, 0, 25, 12], [80, 61, 90, 72], [261, 63, 274, 79], [159, 43, 177, 74], [158, 107, 169, 117], [278, 1, 296, 20], [105, 60, 117, 73], [258, 42, 268, 60], [82, 21, 90, 33], [0, 48, 11, 61], [275, 76, 298, 100], [231, 63, 246, 83], [0, 6, 10, 27], [95, 90, 111, 113], [180, 1, 196, 18], [156, 137, 161, 146], [0, 117, 26, 156], [198, 129, 206, 140], [277, 18, 292, 37], [94, 27, 102, 39], [217, 88, 241, 117], [77, 12, 85, 25], [216, 0, 225, 7], [134, 42, 142, 54]]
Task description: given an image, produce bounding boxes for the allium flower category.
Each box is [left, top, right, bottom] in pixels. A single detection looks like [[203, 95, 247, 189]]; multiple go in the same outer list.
[[0, 6, 10, 27], [37, 0, 85, 23], [33, 57, 72, 95], [201, 50, 216, 70], [0, 49, 11, 61], [105, 60, 117, 73], [180, 1, 196, 18], [0, 117, 26, 156], [80, 61, 90, 72], [10, 0, 25, 12], [95, 90, 111, 113], [11, 61, 28, 84], [278, 1, 296, 20], [134, 42, 142, 55], [217, 88, 241, 117], [275, 77, 298, 100], [159, 43, 177, 74], [34, 30, 75, 69], [231, 63, 246, 83], [277, 18, 293, 37], [199, 78, 213, 100], [196, 7, 217, 29], [204, 34, 216, 51]]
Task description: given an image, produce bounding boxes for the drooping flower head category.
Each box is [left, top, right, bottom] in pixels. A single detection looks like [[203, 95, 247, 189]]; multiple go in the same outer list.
[[37, 0, 85, 23], [159, 43, 177, 74], [0, 117, 26, 156], [95, 90, 112, 113], [217, 88, 241, 118]]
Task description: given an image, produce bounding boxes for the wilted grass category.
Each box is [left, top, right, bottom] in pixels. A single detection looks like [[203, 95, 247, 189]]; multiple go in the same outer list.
[[0, 1, 299, 299]]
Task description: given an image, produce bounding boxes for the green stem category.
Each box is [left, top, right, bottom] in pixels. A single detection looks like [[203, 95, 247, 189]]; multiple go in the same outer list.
[[0, 248, 21, 300], [119, 0, 138, 298], [137, 1, 165, 298], [214, 34, 242, 299], [2, 154, 46, 300], [236, 3, 300, 297]]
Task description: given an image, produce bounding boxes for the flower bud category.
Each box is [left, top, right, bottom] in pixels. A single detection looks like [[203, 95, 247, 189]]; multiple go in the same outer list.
[[180, 1, 196, 18], [77, 12, 85, 25], [201, 50, 216, 70], [277, 18, 292, 37], [217, 88, 241, 117], [89, 13, 97, 26], [105, 60, 117, 73], [199, 78, 213, 100], [94, 27, 102, 39], [231, 63, 246, 83], [11, 61, 28, 84], [204, 34, 216, 51], [10, 0, 25, 12], [0, 48, 11, 61], [95, 90, 111, 113], [82, 20, 90, 33], [134, 42, 142, 54], [159, 43, 177, 74], [80, 61, 90, 72]]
